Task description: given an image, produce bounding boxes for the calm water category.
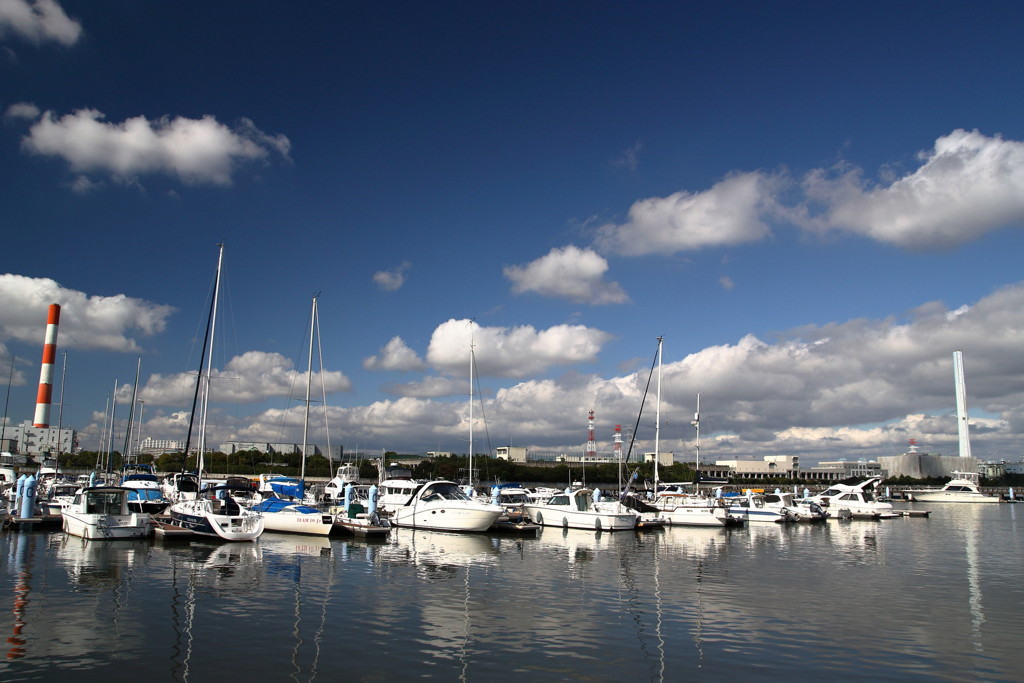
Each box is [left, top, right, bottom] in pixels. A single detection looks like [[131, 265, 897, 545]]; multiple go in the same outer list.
[[2, 503, 1023, 682]]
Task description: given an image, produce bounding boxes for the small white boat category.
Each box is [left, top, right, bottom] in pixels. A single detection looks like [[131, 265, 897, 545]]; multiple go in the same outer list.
[[905, 471, 999, 503], [805, 477, 900, 519], [524, 488, 639, 531], [62, 486, 152, 540], [379, 478, 503, 532], [722, 489, 796, 523], [323, 463, 361, 504], [39, 481, 79, 516], [652, 491, 743, 527]]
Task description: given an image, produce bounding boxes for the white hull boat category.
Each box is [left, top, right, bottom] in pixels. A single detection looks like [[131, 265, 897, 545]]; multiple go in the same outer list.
[[524, 489, 639, 531], [380, 479, 503, 532], [62, 486, 152, 540], [170, 490, 265, 541], [906, 472, 999, 503]]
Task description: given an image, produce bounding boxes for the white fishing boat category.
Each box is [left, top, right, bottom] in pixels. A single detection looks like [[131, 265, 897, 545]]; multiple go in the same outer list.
[[168, 244, 264, 542], [524, 488, 639, 531], [804, 477, 899, 519], [379, 478, 503, 532], [906, 472, 999, 503], [62, 486, 152, 539], [39, 480, 78, 516]]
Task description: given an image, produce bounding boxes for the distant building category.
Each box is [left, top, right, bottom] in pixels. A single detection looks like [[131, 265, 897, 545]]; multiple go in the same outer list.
[[0, 420, 75, 457], [805, 459, 885, 480], [879, 442, 976, 479], [715, 455, 800, 479], [138, 437, 185, 455], [496, 446, 527, 463], [643, 451, 674, 467]]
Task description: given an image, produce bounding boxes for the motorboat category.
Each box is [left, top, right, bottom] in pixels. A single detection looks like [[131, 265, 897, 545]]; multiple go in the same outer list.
[[905, 471, 999, 503], [378, 478, 503, 532], [651, 490, 744, 527], [39, 481, 79, 516], [119, 464, 171, 514], [62, 486, 152, 540], [169, 485, 265, 541], [763, 491, 827, 522], [329, 484, 391, 536], [722, 489, 797, 523], [804, 477, 900, 519], [323, 463, 362, 504], [524, 488, 639, 531]]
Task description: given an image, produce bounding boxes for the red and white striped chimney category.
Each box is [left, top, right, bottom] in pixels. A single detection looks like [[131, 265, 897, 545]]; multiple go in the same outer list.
[[33, 303, 61, 428]]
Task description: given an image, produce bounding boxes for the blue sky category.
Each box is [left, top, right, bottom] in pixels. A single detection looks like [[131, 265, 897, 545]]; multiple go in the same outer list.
[[2, 1, 1024, 465]]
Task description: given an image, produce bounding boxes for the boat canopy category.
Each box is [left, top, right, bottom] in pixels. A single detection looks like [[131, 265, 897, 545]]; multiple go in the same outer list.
[[250, 497, 320, 514]]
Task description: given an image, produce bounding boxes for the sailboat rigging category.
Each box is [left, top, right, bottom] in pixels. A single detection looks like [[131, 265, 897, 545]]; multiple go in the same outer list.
[[168, 244, 264, 541]]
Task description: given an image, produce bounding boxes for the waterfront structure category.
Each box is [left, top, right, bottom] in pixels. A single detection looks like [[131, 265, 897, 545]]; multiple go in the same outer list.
[[0, 420, 76, 458], [495, 446, 527, 462]]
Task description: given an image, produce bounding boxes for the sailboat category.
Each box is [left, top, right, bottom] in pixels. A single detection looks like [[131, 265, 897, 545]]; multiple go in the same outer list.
[[168, 244, 264, 541], [250, 295, 335, 535], [645, 345, 741, 527]]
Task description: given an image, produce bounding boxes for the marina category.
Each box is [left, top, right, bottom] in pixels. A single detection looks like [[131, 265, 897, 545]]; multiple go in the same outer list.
[[2, 501, 1022, 681]]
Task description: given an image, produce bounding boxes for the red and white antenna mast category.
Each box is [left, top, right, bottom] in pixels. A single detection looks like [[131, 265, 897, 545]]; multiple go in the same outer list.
[[613, 424, 622, 463], [33, 303, 61, 428]]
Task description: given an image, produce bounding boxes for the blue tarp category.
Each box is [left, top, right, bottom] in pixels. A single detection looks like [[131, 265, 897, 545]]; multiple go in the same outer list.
[[268, 478, 304, 499], [251, 497, 320, 514]]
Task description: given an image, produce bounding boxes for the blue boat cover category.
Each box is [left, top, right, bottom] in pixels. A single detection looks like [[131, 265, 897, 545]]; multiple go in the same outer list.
[[251, 498, 320, 514], [268, 478, 304, 499]]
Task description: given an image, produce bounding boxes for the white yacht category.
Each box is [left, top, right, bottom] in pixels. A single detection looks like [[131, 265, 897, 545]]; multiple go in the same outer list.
[[524, 488, 639, 531], [378, 478, 503, 532], [805, 477, 899, 519], [62, 486, 152, 540], [906, 472, 999, 503], [652, 488, 744, 527]]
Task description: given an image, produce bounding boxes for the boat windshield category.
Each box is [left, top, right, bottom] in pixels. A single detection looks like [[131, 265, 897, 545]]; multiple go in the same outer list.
[[420, 482, 472, 501]]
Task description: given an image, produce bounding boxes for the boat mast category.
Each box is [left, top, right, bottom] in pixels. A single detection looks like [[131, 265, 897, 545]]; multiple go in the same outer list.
[[468, 334, 474, 489], [692, 393, 701, 493], [121, 356, 141, 466], [197, 243, 225, 490], [653, 336, 663, 493], [300, 295, 317, 484]]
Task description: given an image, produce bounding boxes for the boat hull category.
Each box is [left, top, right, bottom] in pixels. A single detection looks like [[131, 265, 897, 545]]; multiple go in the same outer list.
[[260, 510, 334, 535], [169, 500, 264, 541], [908, 492, 999, 503], [524, 505, 637, 531], [389, 503, 501, 532], [62, 512, 151, 540]]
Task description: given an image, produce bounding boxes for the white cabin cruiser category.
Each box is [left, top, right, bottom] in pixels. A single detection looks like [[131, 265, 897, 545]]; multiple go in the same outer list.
[[62, 486, 152, 540], [905, 471, 999, 503], [524, 488, 639, 531], [379, 478, 503, 532], [652, 490, 744, 527], [805, 477, 899, 519]]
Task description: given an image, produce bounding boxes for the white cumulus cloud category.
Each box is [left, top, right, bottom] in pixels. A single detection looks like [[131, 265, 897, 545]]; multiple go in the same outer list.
[[594, 171, 780, 255], [801, 129, 1024, 249], [363, 336, 427, 371], [0, 0, 81, 46], [503, 245, 629, 304], [0, 273, 175, 352], [17, 107, 291, 188], [426, 318, 612, 378], [373, 261, 411, 291]]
